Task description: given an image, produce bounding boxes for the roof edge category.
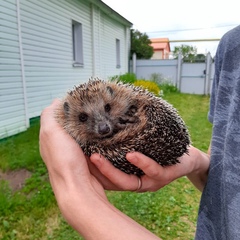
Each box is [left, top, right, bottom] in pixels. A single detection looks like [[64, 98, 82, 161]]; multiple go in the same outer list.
[[89, 0, 133, 27]]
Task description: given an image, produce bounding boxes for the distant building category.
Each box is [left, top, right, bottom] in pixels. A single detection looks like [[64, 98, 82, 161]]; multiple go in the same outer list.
[[150, 38, 171, 59]]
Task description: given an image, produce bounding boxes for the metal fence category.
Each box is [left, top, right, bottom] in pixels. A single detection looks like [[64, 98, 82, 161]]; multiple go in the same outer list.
[[130, 53, 214, 95]]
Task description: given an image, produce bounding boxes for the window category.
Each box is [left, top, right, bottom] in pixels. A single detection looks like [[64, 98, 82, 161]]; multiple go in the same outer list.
[[116, 39, 120, 68], [72, 20, 83, 67]]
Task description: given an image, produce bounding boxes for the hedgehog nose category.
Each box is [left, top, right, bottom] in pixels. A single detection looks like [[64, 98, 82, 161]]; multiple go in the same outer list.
[[98, 123, 110, 135]]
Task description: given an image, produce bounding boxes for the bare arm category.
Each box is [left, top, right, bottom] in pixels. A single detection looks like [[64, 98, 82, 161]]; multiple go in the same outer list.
[[39, 99, 161, 240], [185, 147, 210, 192], [186, 142, 211, 192]]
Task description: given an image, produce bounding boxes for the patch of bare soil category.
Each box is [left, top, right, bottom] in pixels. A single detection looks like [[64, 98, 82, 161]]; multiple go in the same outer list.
[[0, 169, 32, 191]]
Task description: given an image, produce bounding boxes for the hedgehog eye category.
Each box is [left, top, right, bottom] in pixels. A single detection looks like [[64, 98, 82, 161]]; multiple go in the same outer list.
[[104, 103, 111, 112], [79, 113, 88, 122]]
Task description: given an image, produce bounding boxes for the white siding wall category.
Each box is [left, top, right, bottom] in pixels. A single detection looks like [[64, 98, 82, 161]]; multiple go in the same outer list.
[[0, 0, 28, 139], [91, 5, 101, 77], [20, 0, 93, 118], [100, 12, 128, 78]]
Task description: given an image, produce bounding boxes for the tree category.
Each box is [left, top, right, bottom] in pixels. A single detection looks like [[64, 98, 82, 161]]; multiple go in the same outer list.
[[173, 44, 197, 62], [130, 29, 153, 59], [195, 54, 206, 63]]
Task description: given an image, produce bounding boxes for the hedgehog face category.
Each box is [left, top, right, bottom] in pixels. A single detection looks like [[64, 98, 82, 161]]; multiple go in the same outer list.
[[61, 83, 144, 145]]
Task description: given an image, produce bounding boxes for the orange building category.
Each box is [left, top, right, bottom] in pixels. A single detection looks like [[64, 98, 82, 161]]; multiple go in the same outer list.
[[150, 38, 171, 59]]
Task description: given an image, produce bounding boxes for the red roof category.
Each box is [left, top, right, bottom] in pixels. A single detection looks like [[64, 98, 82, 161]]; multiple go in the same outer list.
[[150, 38, 170, 52]]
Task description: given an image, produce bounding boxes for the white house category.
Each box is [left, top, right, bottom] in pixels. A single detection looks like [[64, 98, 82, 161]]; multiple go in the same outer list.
[[0, 0, 132, 139]]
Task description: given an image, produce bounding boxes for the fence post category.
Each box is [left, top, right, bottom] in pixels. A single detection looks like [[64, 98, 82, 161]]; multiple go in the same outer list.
[[132, 53, 137, 76], [176, 53, 182, 90], [205, 52, 212, 95]]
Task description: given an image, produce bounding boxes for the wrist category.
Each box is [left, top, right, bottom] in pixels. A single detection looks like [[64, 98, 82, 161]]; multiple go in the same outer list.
[[186, 146, 210, 191]]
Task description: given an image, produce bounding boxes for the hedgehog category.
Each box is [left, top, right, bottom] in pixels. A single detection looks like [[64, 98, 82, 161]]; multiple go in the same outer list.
[[55, 78, 190, 176]]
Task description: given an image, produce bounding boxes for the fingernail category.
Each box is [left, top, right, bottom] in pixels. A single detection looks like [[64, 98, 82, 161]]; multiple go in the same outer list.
[[126, 152, 137, 162], [94, 156, 103, 168]]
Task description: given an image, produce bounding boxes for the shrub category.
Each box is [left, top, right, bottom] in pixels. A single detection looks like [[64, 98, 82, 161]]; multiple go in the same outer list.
[[109, 73, 137, 84], [160, 83, 179, 94], [150, 73, 179, 94], [133, 80, 160, 96]]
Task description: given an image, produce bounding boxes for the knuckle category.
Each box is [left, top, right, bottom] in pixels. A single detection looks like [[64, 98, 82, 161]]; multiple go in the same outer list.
[[146, 165, 160, 178]]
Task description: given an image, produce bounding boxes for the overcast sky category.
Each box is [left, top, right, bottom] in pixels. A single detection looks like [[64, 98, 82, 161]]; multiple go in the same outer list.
[[102, 0, 239, 56]]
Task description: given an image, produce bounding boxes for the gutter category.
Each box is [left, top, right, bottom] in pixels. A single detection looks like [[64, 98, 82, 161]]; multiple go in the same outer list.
[[89, 0, 133, 27], [91, 4, 96, 77]]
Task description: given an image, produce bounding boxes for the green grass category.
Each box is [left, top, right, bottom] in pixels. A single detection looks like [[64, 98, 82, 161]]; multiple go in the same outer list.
[[0, 93, 211, 240], [0, 117, 42, 171], [164, 93, 212, 151]]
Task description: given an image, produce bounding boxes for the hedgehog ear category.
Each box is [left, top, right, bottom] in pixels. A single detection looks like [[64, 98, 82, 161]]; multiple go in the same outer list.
[[63, 102, 70, 116], [126, 105, 138, 116], [106, 86, 114, 95], [143, 104, 149, 110]]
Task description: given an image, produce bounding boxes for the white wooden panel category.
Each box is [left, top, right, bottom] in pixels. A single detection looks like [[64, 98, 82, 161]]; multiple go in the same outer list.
[[0, 64, 22, 71], [0, 39, 20, 47], [0, 93, 23, 102], [0, 117, 26, 128], [0, 121, 27, 139], [0, 0, 28, 139], [99, 12, 129, 79], [20, 0, 94, 118], [0, 32, 19, 41]]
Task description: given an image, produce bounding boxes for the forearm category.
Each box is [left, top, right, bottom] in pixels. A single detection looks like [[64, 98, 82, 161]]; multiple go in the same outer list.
[[49, 172, 160, 240], [185, 146, 210, 192]]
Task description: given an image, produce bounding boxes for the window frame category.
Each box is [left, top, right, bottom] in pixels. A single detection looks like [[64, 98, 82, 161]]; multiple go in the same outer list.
[[72, 20, 84, 67], [116, 38, 121, 68]]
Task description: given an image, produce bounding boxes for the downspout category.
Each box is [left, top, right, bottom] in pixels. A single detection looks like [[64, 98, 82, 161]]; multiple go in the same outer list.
[[91, 3, 96, 77], [125, 26, 129, 73], [98, 7, 102, 77], [16, 0, 29, 128]]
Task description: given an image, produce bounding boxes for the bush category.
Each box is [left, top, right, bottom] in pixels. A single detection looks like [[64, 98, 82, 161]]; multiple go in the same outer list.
[[133, 80, 160, 96], [109, 73, 137, 84], [150, 73, 179, 94], [159, 83, 179, 94], [108, 73, 178, 95]]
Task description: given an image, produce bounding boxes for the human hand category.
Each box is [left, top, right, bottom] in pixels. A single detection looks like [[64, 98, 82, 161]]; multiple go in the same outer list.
[[90, 146, 210, 192], [39, 99, 107, 201]]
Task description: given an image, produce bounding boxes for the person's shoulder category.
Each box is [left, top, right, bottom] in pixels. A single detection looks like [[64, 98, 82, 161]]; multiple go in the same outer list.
[[224, 25, 240, 37], [215, 25, 240, 58], [220, 25, 240, 47]]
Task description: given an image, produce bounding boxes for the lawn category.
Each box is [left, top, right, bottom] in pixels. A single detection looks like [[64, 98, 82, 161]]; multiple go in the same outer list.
[[0, 92, 212, 240]]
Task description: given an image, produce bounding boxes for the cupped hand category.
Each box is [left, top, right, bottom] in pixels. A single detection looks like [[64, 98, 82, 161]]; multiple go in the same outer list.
[[90, 146, 203, 192], [39, 99, 107, 200]]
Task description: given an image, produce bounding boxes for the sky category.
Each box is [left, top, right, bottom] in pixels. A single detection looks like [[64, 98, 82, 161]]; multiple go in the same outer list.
[[102, 0, 240, 56]]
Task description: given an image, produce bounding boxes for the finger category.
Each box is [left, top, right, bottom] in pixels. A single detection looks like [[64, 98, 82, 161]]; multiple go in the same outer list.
[[126, 152, 191, 192], [87, 157, 119, 190], [40, 99, 62, 131], [126, 152, 172, 192], [90, 153, 140, 191], [126, 152, 165, 179]]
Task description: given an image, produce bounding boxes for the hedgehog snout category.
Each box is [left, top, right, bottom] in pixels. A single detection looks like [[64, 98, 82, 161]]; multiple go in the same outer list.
[[98, 122, 111, 135]]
